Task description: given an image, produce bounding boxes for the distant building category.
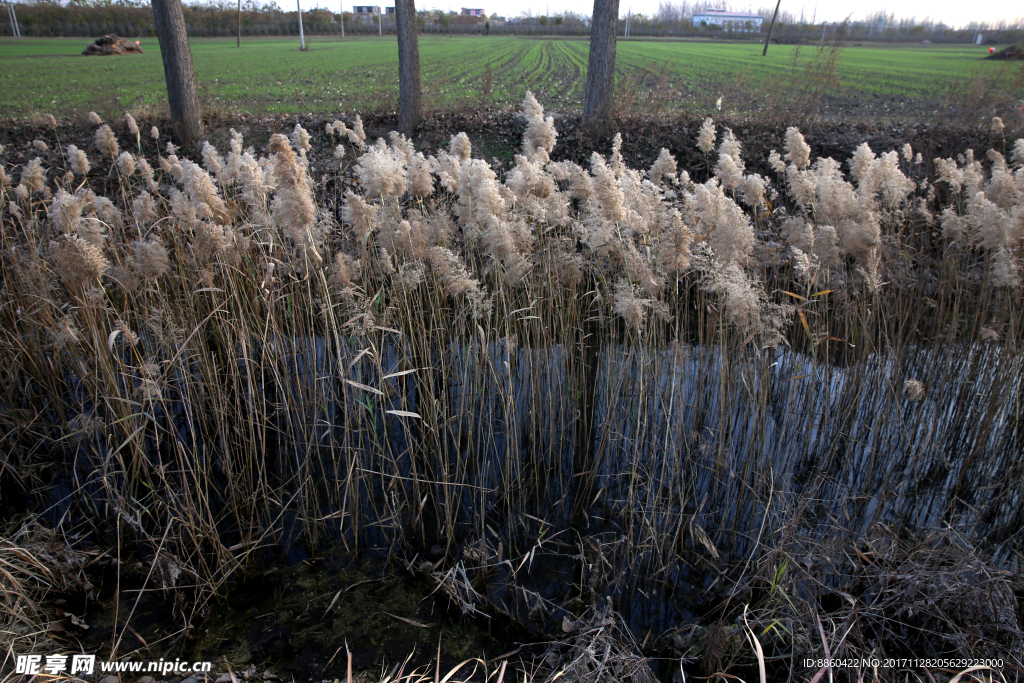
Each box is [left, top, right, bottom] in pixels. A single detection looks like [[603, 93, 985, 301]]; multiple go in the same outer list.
[[461, 7, 484, 17], [352, 5, 393, 18], [693, 8, 763, 30]]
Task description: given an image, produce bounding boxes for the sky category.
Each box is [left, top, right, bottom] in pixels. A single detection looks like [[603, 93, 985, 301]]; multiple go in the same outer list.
[[403, 0, 1023, 29]]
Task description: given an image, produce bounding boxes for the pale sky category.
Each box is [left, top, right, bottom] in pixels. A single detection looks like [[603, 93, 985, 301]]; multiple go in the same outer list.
[[403, 0, 1022, 29]]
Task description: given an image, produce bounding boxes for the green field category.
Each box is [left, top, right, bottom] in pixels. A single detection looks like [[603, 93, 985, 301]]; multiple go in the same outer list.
[[0, 35, 1020, 122]]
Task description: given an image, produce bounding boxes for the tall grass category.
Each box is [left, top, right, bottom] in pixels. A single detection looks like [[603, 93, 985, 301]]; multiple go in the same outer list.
[[0, 100, 1021, 677]]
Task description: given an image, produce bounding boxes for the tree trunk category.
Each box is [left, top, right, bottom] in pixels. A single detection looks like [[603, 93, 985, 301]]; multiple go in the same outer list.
[[395, 0, 421, 136], [152, 0, 204, 145], [582, 0, 620, 138], [762, 0, 780, 56]]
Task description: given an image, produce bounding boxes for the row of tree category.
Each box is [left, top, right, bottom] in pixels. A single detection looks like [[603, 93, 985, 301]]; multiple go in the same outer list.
[[97, 0, 618, 145], [7, 0, 1022, 42]]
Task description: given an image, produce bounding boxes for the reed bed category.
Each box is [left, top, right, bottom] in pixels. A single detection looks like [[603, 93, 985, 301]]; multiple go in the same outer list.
[[0, 100, 1022, 680]]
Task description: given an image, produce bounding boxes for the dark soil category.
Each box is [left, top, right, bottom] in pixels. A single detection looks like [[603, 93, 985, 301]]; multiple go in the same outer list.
[[987, 43, 1024, 61], [0, 108, 1010, 190]]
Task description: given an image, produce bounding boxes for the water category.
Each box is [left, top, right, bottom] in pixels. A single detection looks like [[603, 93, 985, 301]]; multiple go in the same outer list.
[[26, 334, 1024, 646]]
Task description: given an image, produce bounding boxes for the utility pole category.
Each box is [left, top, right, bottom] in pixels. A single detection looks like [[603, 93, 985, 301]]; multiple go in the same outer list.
[[298, 0, 306, 49], [6, 2, 21, 37], [625, 4, 630, 37], [377, 5, 381, 35], [237, 0, 241, 46], [762, 0, 779, 55], [340, 0, 344, 36]]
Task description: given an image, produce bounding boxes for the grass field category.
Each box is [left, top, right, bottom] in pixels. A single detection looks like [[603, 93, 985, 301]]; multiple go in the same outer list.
[[1, 35, 1021, 122]]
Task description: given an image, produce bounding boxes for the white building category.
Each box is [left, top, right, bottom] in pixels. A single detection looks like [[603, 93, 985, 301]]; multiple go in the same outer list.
[[352, 5, 395, 16], [693, 8, 763, 30]]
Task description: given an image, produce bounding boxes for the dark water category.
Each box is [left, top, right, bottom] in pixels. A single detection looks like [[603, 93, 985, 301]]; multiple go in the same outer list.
[[19, 335, 1023, 674]]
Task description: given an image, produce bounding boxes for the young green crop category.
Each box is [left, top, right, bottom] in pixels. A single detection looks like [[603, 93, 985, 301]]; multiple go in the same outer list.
[[1, 36, 1019, 121]]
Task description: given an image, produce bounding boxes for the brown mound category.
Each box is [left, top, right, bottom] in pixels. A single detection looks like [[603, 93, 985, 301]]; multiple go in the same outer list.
[[81, 35, 144, 56], [986, 43, 1024, 60]]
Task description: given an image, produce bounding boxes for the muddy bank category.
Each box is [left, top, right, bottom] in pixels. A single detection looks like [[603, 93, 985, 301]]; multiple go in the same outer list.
[[0, 107, 1011, 184]]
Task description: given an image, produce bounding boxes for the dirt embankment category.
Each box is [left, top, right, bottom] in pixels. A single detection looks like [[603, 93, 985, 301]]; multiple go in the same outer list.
[[1, 108, 1009, 184]]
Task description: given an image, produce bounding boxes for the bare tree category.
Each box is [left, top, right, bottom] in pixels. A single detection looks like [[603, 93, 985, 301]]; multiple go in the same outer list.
[[395, 0, 422, 135], [582, 0, 620, 137], [152, 0, 204, 145]]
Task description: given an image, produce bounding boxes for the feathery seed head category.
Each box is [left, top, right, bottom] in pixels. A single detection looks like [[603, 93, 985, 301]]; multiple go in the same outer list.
[[291, 123, 312, 152], [180, 159, 229, 223], [95, 124, 119, 159], [612, 279, 648, 332], [137, 157, 157, 192], [450, 132, 472, 162], [355, 139, 408, 198], [48, 189, 83, 234], [343, 191, 379, 243], [784, 127, 811, 169], [903, 379, 925, 401], [1012, 139, 1024, 168], [93, 195, 123, 231], [691, 179, 753, 265], [349, 115, 366, 148], [718, 129, 743, 169], [388, 131, 416, 165], [33, 140, 48, 153], [329, 251, 360, 288], [697, 117, 716, 154], [521, 92, 557, 165], [608, 133, 625, 178], [88, 111, 102, 125], [49, 234, 109, 289], [428, 246, 490, 319], [202, 141, 225, 179], [125, 112, 139, 137], [21, 158, 46, 194], [116, 151, 136, 176], [132, 237, 170, 279], [268, 134, 318, 254], [66, 144, 91, 176], [589, 153, 625, 222], [649, 148, 677, 188], [408, 152, 434, 197], [989, 247, 1020, 288], [980, 326, 1001, 342], [849, 142, 875, 185], [133, 191, 158, 225]]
